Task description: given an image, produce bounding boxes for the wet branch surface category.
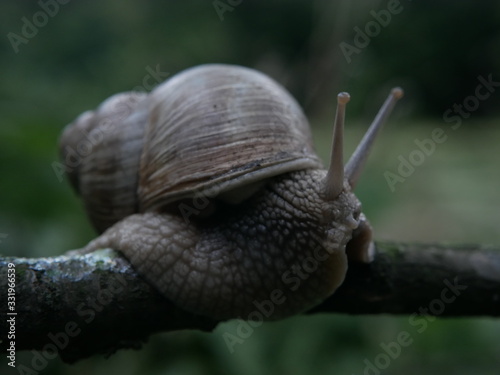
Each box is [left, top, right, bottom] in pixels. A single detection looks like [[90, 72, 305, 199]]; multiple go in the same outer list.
[[0, 242, 499, 363]]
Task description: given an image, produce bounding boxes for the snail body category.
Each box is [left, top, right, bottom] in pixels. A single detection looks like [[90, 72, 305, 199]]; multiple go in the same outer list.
[[61, 64, 403, 320]]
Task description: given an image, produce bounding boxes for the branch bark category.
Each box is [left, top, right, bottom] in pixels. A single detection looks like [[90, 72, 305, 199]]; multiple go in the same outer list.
[[1, 242, 499, 363]]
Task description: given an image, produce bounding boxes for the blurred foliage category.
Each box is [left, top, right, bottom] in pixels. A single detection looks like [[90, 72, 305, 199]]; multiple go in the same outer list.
[[0, 0, 499, 374]]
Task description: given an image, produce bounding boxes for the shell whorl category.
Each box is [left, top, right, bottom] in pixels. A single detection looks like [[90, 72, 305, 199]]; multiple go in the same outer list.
[[138, 64, 323, 211], [60, 92, 147, 232], [61, 64, 324, 231]]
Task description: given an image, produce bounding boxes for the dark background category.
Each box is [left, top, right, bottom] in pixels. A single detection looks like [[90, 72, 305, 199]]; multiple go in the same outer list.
[[0, 1, 499, 374]]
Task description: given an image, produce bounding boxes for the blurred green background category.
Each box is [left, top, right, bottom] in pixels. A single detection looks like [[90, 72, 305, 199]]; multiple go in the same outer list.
[[0, 1, 499, 374]]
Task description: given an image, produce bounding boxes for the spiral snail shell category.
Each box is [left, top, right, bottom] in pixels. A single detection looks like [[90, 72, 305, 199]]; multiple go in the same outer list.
[[61, 64, 403, 320]]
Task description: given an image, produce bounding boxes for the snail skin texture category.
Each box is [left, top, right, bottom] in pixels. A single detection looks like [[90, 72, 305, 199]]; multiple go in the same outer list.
[[60, 64, 403, 320]]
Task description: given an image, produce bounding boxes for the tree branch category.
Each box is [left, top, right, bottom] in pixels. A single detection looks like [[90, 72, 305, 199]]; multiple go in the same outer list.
[[1, 242, 499, 363]]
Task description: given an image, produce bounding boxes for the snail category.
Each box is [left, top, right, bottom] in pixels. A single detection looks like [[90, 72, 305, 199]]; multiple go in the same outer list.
[[60, 64, 403, 321]]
